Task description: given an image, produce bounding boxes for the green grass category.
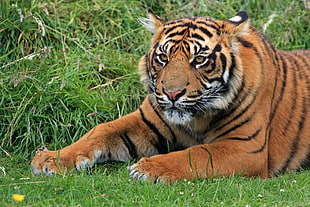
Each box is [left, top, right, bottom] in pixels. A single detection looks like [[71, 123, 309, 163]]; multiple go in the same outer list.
[[1, 156, 309, 206], [0, 0, 309, 206]]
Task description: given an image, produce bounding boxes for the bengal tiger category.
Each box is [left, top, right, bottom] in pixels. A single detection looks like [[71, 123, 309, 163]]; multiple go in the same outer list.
[[31, 10, 310, 183]]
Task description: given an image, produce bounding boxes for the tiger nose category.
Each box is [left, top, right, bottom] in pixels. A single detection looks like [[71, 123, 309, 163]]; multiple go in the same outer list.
[[163, 88, 186, 101]]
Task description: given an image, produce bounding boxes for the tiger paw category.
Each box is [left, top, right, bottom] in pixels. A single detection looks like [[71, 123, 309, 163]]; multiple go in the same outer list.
[[31, 146, 94, 175], [31, 147, 62, 175], [128, 155, 189, 184]]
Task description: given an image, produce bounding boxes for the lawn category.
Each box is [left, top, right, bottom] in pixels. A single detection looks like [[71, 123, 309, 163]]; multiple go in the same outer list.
[[1, 155, 309, 206], [0, 0, 309, 206]]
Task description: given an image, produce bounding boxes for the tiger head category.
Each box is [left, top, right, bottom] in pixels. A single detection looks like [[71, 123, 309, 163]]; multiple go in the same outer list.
[[139, 10, 250, 125]]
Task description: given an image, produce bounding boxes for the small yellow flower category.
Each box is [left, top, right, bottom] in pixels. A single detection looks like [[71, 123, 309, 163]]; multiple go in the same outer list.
[[12, 194, 25, 202]]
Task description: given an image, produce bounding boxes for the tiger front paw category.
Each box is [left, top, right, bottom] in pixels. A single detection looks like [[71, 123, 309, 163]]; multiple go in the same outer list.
[[31, 146, 94, 175], [128, 153, 191, 184]]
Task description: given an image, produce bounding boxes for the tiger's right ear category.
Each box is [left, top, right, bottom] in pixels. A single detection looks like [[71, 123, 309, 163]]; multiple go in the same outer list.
[[139, 9, 165, 36]]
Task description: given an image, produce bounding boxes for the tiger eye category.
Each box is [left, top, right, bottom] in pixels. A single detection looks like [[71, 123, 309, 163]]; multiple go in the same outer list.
[[195, 56, 205, 63], [159, 54, 168, 61]]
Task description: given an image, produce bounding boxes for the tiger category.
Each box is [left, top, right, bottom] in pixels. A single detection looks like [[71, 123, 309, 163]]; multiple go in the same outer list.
[[31, 10, 310, 183]]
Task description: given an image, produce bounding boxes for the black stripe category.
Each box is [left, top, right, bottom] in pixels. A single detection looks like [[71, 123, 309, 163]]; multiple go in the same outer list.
[[183, 40, 190, 51], [294, 51, 310, 69], [269, 52, 287, 122], [170, 45, 179, 54], [182, 22, 197, 29], [165, 19, 184, 26], [200, 78, 211, 90], [180, 45, 188, 55], [260, 35, 281, 131], [282, 55, 298, 134], [196, 21, 219, 31], [165, 18, 218, 38], [216, 90, 255, 130], [208, 77, 225, 84], [249, 135, 267, 153], [294, 52, 310, 80], [168, 39, 182, 45], [220, 53, 227, 72], [200, 45, 210, 52], [180, 41, 191, 56], [139, 107, 169, 154], [162, 41, 169, 52], [281, 111, 305, 170], [166, 29, 187, 39], [281, 53, 309, 171], [180, 22, 214, 38], [207, 52, 217, 72], [213, 44, 222, 52], [187, 90, 203, 99], [226, 52, 235, 81], [198, 26, 213, 38], [151, 104, 177, 145], [191, 33, 205, 41], [120, 133, 138, 159], [152, 42, 159, 50], [228, 128, 261, 141], [210, 116, 252, 143], [237, 37, 253, 48], [182, 99, 198, 104], [194, 45, 198, 54], [259, 32, 278, 66], [213, 71, 257, 132], [164, 25, 185, 35]]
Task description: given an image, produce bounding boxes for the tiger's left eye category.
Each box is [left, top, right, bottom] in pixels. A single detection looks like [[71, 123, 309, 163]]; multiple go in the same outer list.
[[192, 55, 209, 69], [194, 56, 206, 63]]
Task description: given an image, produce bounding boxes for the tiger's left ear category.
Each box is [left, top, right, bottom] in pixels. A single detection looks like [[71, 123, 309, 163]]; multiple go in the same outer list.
[[222, 11, 249, 37], [227, 11, 248, 26], [139, 9, 165, 36]]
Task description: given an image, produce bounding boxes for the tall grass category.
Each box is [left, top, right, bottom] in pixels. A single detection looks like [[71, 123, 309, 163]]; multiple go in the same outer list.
[[1, 0, 309, 157]]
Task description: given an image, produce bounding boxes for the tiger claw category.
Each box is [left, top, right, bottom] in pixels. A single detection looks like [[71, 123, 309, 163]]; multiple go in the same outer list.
[[31, 160, 56, 175], [128, 163, 157, 182], [128, 164, 145, 180], [75, 156, 94, 171], [42, 166, 55, 176]]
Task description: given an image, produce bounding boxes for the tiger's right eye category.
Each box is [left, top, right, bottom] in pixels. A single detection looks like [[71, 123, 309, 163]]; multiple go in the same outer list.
[[157, 53, 169, 65]]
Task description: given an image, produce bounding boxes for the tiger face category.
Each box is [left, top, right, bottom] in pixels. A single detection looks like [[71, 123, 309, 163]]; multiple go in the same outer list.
[[139, 10, 248, 125]]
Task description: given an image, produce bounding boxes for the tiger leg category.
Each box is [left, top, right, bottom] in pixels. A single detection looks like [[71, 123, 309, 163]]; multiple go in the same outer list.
[[31, 109, 161, 175], [129, 141, 268, 183]]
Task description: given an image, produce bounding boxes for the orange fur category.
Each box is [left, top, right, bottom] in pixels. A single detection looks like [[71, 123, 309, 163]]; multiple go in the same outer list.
[[31, 11, 310, 183]]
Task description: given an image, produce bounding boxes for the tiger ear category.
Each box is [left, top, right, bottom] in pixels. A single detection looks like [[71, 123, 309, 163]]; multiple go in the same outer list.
[[227, 11, 248, 26], [222, 11, 249, 36], [139, 9, 165, 36]]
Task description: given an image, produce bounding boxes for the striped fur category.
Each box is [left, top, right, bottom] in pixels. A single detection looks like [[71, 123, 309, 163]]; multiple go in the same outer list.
[[31, 11, 310, 183]]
